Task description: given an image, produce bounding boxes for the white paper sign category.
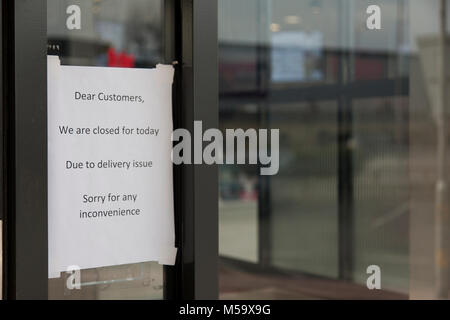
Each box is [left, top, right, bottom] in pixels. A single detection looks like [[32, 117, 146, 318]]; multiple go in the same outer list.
[[48, 56, 176, 278]]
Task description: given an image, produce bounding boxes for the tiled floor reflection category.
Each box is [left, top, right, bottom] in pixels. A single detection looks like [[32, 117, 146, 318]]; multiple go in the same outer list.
[[219, 261, 407, 300]]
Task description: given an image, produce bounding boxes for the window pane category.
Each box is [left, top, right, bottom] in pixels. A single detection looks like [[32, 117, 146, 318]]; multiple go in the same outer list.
[[219, 0, 450, 300], [47, 0, 164, 300], [270, 100, 338, 278]]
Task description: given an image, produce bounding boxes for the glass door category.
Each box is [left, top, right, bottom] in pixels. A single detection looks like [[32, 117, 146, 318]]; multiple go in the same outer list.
[[219, 0, 449, 300], [47, 0, 167, 300], [3, 0, 218, 300]]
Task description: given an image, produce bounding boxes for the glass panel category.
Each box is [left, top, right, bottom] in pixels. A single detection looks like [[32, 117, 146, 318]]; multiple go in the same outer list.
[[219, 119, 259, 263], [47, 0, 164, 300], [218, 0, 263, 263], [219, 0, 450, 300], [270, 100, 338, 278], [352, 96, 409, 293]]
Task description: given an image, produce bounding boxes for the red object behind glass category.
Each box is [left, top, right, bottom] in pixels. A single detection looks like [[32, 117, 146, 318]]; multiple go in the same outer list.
[[107, 47, 135, 68]]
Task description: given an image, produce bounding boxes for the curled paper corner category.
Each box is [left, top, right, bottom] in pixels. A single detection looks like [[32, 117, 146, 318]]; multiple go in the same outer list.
[[158, 247, 178, 266], [156, 63, 175, 84], [48, 55, 61, 65], [156, 63, 174, 70], [49, 270, 61, 279]]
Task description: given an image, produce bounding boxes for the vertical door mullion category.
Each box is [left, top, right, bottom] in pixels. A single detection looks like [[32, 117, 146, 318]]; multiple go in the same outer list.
[[172, 0, 219, 299], [5, 0, 48, 299], [163, 0, 182, 300]]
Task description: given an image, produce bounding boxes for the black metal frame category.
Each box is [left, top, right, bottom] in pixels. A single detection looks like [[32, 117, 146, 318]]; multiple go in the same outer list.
[[2, 0, 48, 299], [2, 0, 218, 300], [178, 0, 218, 299], [163, 0, 218, 300], [0, 0, 3, 301]]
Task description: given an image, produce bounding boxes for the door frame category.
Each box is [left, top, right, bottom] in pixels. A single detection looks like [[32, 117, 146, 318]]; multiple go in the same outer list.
[[2, 0, 218, 300], [164, 0, 218, 300]]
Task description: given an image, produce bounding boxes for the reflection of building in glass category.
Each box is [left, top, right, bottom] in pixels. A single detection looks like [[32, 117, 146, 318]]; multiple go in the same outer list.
[[47, 0, 162, 67], [219, 0, 450, 300], [271, 31, 324, 83]]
